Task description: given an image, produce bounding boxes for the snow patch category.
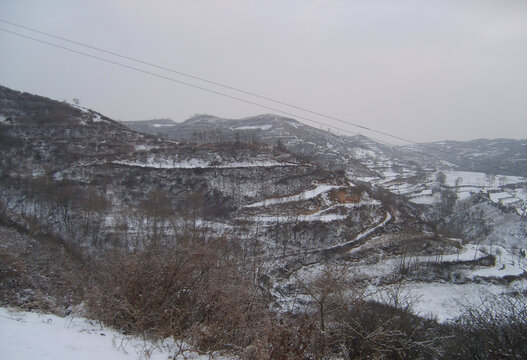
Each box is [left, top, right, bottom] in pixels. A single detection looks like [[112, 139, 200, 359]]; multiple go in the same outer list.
[[114, 158, 296, 169], [71, 104, 89, 113], [409, 195, 439, 205], [245, 184, 342, 208], [233, 124, 272, 131], [92, 113, 104, 123], [489, 191, 512, 203], [352, 148, 378, 159], [152, 123, 176, 127], [439, 171, 525, 188], [133, 145, 155, 152]]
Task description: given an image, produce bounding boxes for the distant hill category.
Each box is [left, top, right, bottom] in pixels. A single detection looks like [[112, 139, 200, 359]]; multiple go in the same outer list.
[[123, 115, 527, 177]]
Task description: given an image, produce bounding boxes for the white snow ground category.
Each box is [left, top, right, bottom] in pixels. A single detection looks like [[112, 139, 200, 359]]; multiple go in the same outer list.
[[232, 124, 272, 131], [114, 158, 295, 169], [0, 308, 232, 360], [373, 279, 527, 322], [245, 184, 342, 208], [370, 169, 527, 215]]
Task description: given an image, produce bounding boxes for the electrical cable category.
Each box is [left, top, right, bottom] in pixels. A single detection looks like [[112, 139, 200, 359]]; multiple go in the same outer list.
[[0, 26, 504, 171], [0, 18, 493, 166]]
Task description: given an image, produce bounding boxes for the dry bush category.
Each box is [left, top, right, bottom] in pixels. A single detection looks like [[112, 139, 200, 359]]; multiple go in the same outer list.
[[0, 225, 88, 313], [330, 300, 444, 359], [446, 294, 527, 359], [0, 248, 25, 289], [265, 315, 316, 360], [87, 238, 270, 354]]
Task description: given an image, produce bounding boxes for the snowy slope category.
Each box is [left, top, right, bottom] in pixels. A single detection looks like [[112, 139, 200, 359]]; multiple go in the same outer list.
[[0, 308, 232, 360]]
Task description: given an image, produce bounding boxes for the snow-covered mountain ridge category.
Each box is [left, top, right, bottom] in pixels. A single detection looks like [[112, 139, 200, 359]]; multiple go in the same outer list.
[[123, 115, 527, 175]]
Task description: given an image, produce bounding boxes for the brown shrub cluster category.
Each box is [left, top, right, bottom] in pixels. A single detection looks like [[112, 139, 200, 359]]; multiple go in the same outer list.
[[0, 226, 88, 314], [87, 238, 271, 353]]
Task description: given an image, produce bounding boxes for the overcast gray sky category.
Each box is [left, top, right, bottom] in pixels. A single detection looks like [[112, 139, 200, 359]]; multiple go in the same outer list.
[[1, 0, 526, 143]]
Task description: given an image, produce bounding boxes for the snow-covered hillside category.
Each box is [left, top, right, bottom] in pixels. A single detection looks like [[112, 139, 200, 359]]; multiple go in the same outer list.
[[0, 308, 232, 360], [2, 85, 527, 358]]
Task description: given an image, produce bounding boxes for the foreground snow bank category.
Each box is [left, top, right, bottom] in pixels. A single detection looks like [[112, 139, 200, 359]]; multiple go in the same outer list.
[[0, 308, 232, 360]]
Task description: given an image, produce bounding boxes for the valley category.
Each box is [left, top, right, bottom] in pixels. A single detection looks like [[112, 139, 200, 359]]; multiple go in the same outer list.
[[1, 85, 526, 358]]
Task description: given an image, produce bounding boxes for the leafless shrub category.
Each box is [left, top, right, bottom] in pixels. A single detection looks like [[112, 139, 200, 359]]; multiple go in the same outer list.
[[265, 314, 316, 359], [446, 294, 527, 359], [87, 238, 270, 354], [0, 227, 87, 313], [0, 247, 25, 286]]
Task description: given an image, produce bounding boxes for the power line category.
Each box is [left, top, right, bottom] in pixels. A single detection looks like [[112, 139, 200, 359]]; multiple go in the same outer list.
[[0, 26, 499, 171], [0, 26, 436, 162], [0, 27, 361, 134], [0, 18, 493, 167]]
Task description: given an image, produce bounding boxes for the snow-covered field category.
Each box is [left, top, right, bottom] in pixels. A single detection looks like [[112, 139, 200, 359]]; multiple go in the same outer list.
[[114, 158, 296, 169], [376, 281, 527, 322], [0, 308, 232, 360], [245, 184, 342, 208], [232, 124, 272, 131], [275, 238, 526, 323], [251, 212, 349, 223], [363, 168, 526, 210], [247, 201, 380, 223], [369, 169, 527, 215]]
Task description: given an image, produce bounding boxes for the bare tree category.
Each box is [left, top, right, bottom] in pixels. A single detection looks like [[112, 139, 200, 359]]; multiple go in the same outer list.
[[80, 188, 111, 247], [436, 171, 447, 189], [139, 190, 174, 252]]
